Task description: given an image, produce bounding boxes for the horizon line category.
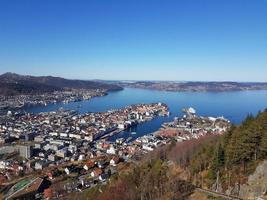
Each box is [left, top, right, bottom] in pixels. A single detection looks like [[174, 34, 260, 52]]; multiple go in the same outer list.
[[1, 71, 267, 83]]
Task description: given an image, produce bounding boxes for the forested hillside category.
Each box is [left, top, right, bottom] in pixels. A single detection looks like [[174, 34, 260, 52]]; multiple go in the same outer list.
[[0, 73, 122, 95], [181, 109, 267, 197], [189, 110, 267, 186]]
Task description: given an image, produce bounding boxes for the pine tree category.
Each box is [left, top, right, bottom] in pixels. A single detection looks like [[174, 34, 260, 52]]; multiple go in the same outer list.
[[209, 142, 224, 179]]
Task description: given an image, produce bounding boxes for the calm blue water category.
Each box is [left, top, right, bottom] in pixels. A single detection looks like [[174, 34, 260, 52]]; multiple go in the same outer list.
[[23, 88, 267, 141]]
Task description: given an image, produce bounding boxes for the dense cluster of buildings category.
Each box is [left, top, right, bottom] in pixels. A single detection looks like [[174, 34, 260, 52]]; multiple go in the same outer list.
[[0, 102, 169, 199], [157, 107, 230, 140], [0, 89, 106, 115], [0, 105, 231, 199]]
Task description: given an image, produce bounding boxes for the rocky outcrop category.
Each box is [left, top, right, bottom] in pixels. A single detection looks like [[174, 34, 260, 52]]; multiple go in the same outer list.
[[232, 161, 267, 200], [224, 161, 267, 199]]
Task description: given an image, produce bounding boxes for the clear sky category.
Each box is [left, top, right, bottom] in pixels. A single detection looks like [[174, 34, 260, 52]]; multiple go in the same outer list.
[[0, 0, 267, 81]]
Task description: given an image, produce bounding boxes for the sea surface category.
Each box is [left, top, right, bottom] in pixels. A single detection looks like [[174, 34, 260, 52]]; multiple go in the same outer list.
[[23, 88, 267, 141]]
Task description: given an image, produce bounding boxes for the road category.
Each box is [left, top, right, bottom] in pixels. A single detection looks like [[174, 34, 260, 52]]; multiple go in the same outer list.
[[196, 188, 243, 200]]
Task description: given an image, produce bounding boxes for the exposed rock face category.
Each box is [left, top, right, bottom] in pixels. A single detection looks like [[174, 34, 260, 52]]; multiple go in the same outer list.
[[238, 161, 267, 199], [225, 183, 240, 197]]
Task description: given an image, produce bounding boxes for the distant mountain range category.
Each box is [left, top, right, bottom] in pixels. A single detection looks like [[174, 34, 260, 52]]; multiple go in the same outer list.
[[0, 73, 122, 96], [116, 80, 267, 92], [1, 73, 267, 96]]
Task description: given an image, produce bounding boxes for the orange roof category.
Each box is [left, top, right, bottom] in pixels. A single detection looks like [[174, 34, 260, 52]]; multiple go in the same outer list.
[[111, 156, 120, 163], [92, 168, 103, 176], [86, 160, 95, 168], [102, 143, 110, 149]]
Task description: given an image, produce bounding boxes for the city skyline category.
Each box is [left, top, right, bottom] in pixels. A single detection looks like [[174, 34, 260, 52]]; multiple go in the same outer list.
[[0, 0, 267, 81]]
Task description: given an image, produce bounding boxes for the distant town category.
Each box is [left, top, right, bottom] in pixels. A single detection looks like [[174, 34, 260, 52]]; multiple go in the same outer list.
[[0, 89, 107, 115], [0, 72, 122, 115]]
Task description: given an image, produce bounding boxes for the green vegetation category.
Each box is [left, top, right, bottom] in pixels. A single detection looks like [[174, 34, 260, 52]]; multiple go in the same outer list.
[[12, 179, 31, 192], [4, 178, 32, 198], [188, 109, 267, 188]]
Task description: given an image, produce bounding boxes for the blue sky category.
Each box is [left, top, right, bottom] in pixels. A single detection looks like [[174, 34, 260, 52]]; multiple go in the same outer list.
[[0, 0, 267, 81]]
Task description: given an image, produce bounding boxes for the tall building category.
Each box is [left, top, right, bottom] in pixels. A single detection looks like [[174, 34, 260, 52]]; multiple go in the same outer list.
[[18, 145, 32, 159]]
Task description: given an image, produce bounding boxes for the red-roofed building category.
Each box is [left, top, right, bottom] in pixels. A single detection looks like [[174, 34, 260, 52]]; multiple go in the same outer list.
[[90, 168, 103, 177], [110, 156, 120, 166]]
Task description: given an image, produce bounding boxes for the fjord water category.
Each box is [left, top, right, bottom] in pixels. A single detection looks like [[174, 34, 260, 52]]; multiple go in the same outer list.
[[24, 88, 267, 141]]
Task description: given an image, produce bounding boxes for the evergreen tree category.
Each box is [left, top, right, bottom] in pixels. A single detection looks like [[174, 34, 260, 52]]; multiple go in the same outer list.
[[209, 142, 224, 179]]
